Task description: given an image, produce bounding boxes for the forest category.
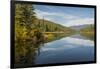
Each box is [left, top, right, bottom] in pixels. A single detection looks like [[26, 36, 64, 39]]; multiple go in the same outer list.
[[80, 24, 94, 40], [15, 3, 75, 66], [15, 3, 75, 43]]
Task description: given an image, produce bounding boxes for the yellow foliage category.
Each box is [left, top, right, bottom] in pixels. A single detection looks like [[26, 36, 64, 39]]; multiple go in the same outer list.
[[44, 33, 54, 40]]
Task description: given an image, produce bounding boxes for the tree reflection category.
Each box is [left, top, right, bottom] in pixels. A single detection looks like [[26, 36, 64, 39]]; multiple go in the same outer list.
[[15, 40, 43, 68], [14, 33, 73, 68]]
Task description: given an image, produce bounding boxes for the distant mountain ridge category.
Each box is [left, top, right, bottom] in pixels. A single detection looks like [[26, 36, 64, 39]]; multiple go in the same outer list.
[[70, 24, 94, 30]]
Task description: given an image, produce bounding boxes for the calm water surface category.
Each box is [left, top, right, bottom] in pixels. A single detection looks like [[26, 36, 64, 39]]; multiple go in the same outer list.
[[34, 34, 94, 65]]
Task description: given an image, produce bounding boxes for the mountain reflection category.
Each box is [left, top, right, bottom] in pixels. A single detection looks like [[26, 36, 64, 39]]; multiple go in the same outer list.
[[15, 34, 94, 68]]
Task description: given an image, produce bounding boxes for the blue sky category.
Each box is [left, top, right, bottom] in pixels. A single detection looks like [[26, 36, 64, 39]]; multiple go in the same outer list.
[[34, 5, 94, 27]]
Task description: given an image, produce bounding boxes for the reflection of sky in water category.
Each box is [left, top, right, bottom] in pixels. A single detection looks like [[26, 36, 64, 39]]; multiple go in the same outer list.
[[35, 36, 94, 64], [41, 37, 94, 52]]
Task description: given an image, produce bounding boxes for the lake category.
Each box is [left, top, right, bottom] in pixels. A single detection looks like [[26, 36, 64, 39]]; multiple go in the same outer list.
[[34, 34, 94, 65], [15, 34, 94, 67]]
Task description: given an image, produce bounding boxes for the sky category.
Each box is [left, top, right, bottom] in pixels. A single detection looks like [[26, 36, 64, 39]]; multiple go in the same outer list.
[[33, 4, 94, 27]]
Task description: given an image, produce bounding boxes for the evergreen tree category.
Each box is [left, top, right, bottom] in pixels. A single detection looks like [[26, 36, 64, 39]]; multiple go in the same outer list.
[[15, 3, 36, 39]]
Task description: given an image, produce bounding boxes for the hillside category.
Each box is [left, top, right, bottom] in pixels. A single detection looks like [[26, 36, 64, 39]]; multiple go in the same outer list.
[[80, 24, 94, 40], [80, 24, 94, 32], [70, 24, 94, 31], [33, 18, 75, 33]]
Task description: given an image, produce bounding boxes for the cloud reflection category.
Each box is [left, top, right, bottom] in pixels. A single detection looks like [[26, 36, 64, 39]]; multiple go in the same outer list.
[[41, 37, 94, 52]]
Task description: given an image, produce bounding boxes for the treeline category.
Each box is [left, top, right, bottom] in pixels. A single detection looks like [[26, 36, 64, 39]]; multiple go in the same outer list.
[[80, 24, 94, 40], [33, 18, 74, 32], [15, 3, 74, 42], [80, 24, 94, 32]]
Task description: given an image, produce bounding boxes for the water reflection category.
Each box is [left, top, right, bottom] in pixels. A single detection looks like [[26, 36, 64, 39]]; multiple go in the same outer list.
[[14, 33, 69, 67], [15, 34, 94, 67], [15, 41, 43, 67], [34, 34, 94, 64]]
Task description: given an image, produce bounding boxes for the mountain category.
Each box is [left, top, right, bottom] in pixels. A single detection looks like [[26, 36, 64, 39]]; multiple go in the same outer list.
[[80, 24, 94, 32], [70, 24, 94, 31], [33, 18, 75, 33], [79, 24, 94, 40]]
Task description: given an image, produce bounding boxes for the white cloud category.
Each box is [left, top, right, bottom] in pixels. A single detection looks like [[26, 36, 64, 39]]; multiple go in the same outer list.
[[35, 9, 94, 27], [64, 18, 94, 27], [35, 9, 77, 20]]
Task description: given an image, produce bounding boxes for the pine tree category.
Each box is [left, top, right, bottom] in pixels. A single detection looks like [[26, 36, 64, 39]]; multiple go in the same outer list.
[[15, 3, 36, 39]]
